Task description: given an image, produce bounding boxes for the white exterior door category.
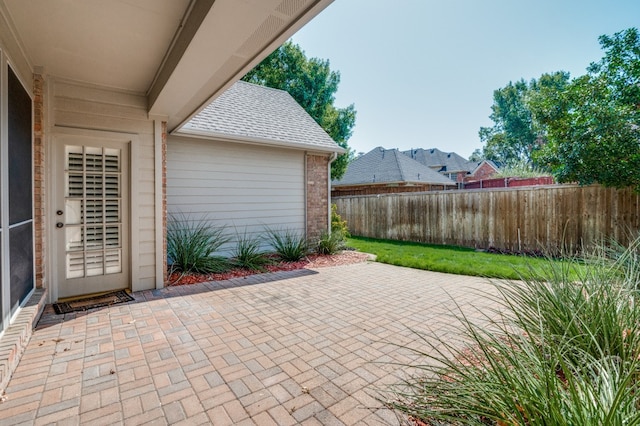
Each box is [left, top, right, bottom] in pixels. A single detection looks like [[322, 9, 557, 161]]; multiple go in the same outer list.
[[54, 135, 130, 299]]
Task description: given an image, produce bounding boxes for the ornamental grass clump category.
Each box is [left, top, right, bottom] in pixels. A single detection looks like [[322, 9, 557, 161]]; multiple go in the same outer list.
[[388, 238, 640, 425], [266, 228, 309, 262], [231, 230, 273, 271], [166, 212, 230, 274], [316, 231, 345, 255]]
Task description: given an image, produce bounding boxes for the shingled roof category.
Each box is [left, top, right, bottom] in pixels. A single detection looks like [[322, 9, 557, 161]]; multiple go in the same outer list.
[[180, 81, 345, 153], [402, 148, 476, 173], [333, 147, 457, 186]]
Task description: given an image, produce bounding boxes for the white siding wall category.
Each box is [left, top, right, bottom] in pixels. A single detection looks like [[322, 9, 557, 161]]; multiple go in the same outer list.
[[167, 135, 305, 255], [50, 80, 158, 291]]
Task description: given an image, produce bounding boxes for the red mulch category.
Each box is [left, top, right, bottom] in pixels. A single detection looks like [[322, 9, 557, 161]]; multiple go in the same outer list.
[[168, 251, 371, 286]]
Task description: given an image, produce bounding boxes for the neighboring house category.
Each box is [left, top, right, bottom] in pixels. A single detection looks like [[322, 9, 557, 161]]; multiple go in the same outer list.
[[169, 81, 344, 253], [0, 0, 334, 392], [465, 159, 501, 182], [402, 147, 477, 181], [332, 147, 457, 196], [463, 160, 555, 189]]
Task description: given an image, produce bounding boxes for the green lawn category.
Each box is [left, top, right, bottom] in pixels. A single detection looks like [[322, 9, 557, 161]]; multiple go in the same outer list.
[[347, 236, 585, 280]]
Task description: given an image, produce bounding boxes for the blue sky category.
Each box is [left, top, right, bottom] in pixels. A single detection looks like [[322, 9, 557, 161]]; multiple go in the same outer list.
[[291, 0, 640, 159]]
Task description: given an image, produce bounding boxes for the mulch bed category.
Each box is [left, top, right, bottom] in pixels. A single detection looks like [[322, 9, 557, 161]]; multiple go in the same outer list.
[[168, 251, 371, 286]]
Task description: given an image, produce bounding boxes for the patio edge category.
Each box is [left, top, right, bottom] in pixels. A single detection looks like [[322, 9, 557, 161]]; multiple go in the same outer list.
[[0, 288, 47, 395]]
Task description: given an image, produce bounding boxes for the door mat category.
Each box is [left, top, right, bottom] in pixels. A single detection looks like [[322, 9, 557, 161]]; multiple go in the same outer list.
[[52, 290, 134, 314]]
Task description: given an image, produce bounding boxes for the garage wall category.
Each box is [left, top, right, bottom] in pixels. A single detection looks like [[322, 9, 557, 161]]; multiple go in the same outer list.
[[167, 135, 305, 255]]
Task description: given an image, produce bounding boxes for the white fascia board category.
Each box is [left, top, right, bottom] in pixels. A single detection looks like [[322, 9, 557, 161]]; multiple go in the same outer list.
[[174, 128, 346, 155], [149, 0, 334, 132]]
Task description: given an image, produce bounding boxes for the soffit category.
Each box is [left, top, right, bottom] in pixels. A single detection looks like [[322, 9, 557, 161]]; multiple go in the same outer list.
[[150, 0, 334, 131], [2, 0, 191, 93], [1, 0, 333, 130]]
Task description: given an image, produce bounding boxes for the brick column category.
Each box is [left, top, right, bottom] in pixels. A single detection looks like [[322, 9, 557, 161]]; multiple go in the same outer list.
[[306, 154, 330, 241], [161, 122, 168, 284], [33, 73, 45, 289]]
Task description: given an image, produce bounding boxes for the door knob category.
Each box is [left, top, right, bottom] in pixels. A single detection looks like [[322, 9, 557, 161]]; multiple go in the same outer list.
[[56, 222, 64, 228]]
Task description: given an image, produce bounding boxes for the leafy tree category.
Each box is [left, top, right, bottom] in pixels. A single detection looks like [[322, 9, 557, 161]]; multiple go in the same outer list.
[[468, 148, 484, 162], [479, 79, 535, 165], [532, 28, 640, 188], [478, 72, 570, 167], [242, 41, 356, 179]]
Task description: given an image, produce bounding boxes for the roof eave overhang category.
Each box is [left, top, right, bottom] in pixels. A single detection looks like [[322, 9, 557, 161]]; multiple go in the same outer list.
[[174, 128, 347, 155], [148, 0, 334, 132]]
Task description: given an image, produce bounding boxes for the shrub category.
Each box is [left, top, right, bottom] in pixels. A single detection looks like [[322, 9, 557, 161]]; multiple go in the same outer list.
[[231, 230, 273, 271], [266, 228, 308, 262], [331, 203, 350, 238], [316, 231, 345, 255], [387, 239, 640, 424], [493, 159, 549, 178], [167, 212, 230, 274]]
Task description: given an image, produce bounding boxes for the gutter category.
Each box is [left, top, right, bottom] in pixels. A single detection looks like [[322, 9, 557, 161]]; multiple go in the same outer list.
[[174, 127, 347, 155]]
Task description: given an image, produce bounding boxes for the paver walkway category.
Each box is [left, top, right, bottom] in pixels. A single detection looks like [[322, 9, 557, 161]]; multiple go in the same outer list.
[[0, 262, 498, 425]]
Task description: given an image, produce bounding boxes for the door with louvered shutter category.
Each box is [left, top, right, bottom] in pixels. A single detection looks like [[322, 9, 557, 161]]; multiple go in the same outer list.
[[55, 136, 130, 298]]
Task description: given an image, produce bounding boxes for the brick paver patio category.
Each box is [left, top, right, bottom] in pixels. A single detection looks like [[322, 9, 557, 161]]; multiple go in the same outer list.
[[0, 262, 498, 425]]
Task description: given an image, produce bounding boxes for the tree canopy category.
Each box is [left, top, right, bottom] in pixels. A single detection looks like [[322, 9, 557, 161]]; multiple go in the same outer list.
[[477, 72, 570, 167], [242, 41, 356, 180], [532, 27, 640, 188], [477, 27, 640, 189]]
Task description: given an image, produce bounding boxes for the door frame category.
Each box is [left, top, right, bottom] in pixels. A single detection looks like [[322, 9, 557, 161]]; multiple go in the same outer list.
[[48, 127, 139, 301]]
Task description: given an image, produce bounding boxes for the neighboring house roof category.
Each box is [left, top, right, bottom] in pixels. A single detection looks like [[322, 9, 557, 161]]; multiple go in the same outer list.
[[179, 81, 344, 153], [402, 148, 475, 173], [333, 147, 456, 186]]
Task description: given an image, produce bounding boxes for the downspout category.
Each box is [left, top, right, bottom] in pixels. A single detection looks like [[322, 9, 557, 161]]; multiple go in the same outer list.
[[304, 152, 307, 238], [328, 151, 338, 234]]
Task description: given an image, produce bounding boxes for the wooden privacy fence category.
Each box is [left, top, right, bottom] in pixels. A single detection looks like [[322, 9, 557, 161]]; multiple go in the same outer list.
[[333, 184, 640, 255]]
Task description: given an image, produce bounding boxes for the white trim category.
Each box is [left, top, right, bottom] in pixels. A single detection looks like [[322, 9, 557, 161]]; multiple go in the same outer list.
[[44, 74, 54, 302], [304, 153, 308, 239], [0, 60, 36, 321], [0, 50, 8, 326], [8, 219, 32, 229], [49, 126, 139, 297], [7, 286, 34, 325], [129, 136, 140, 291], [174, 128, 346, 155], [153, 120, 164, 289]]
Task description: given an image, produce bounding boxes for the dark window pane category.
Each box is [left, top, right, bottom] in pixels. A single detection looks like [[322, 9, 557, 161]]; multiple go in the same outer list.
[[10, 222, 33, 311], [8, 66, 33, 225]]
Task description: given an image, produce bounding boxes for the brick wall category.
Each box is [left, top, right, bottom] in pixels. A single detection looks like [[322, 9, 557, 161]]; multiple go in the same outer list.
[[306, 154, 330, 241], [464, 176, 555, 189], [466, 161, 498, 182], [161, 122, 168, 284], [33, 73, 45, 289]]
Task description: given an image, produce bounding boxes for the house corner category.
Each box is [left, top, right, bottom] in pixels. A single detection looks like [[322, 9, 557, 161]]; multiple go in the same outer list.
[[305, 153, 330, 242]]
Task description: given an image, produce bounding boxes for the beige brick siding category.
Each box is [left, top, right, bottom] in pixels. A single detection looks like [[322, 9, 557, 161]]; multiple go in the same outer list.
[[33, 73, 45, 289], [161, 121, 168, 285]]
